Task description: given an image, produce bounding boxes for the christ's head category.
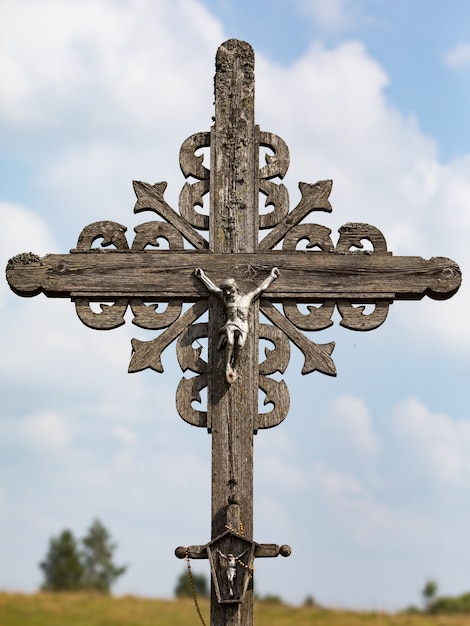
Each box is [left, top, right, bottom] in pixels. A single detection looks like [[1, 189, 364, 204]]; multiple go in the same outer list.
[[220, 278, 239, 300]]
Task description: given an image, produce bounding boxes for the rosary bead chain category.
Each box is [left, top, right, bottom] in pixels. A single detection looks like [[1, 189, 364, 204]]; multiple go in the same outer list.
[[185, 547, 207, 626]]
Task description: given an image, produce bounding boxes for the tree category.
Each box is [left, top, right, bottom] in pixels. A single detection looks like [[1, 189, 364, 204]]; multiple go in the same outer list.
[[80, 519, 127, 593], [39, 519, 126, 593], [422, 578, 438, 611], [175, 569, 209, 598], [39, 529, 83, 591]]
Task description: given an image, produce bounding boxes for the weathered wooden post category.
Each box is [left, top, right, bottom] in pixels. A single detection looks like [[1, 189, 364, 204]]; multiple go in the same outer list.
[[6, 39, 461, 625]]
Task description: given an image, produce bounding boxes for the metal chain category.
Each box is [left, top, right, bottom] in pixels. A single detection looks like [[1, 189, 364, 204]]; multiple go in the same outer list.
[[236, 556, 254, 578], [224, 521, 254, 579], [224, 521, 245, 536], [185, 548, 207, 626]]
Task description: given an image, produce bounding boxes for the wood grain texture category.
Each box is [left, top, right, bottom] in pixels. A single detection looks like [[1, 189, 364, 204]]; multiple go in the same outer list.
[[209, 38, 257, 626], [7, 251, 462, 301]]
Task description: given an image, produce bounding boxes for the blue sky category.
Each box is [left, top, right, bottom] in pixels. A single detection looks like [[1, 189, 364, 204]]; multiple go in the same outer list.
[[0, 0, 469, 612], [205, 0, 470, 160]]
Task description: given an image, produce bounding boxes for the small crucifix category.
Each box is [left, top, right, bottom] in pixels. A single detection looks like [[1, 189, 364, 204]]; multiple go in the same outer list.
[[6, 40, 461, 626]]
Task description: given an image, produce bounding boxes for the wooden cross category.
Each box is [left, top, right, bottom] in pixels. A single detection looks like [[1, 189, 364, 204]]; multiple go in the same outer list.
[[6, 39, 461, 626]]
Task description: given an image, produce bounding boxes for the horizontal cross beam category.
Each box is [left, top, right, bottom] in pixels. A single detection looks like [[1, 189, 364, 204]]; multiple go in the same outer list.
[[174, 544, 292, 559], [7, 252, 461, 301]]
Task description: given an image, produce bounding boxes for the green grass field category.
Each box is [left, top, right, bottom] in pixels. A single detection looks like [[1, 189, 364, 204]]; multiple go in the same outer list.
[[3, 593, 470, 626]]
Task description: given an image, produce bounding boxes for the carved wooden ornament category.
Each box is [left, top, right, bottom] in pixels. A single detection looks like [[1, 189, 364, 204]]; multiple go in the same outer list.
[[6, 124, 461, 432]]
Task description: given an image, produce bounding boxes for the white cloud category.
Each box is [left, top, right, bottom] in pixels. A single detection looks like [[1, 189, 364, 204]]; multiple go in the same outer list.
[[256, 429, 308, 491], [0, 0, 223, 127], [163, 451, 210, 486], [313, 460, 367, 499], [305, 395, 381, 487], [295, 0, 357, 31], [112, 426, 138, 444], [0, 411, 71, 450], [254, 493, 292, 536], [326, 396, 381, 457], [445, 43, 470, 70], [393, 398, 470, 488], [24, 412, 70, 447], [309, 461, 399, 550], [258, 454, 308, 491]]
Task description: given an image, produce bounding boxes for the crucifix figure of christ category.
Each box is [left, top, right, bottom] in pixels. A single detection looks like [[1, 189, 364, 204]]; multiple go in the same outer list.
[[195, 266, 279, 383], [216, 549, 247, 598], [6, 39, 461, 626]]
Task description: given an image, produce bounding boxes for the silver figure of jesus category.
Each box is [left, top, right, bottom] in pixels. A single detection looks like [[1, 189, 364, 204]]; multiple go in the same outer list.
[[194, 267, 279, 383], [216, 549, 247, 597]]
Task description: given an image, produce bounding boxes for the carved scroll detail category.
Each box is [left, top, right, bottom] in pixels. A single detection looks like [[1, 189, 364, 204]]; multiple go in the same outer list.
[[75, 298, 128, 330], [179, 180, 210, 230], [259, 180, 333, 251], [128, 300, 208, 373], [257, 375, 290, 431], [131, 222, 184, 250], [258, 324, 290, 375], [130, 299, 183, 330], [337, 299, 391, 331], [259, 132, 289, 180], [74, 221, 129, 252], [258, 132, 290, 230], [177, 323, 208, 374], [176, 375, 208, 427], [179, 132, 211, 180], [333, 225, 391, 329], [282, 224, 334, 252], [260, 301, 336, 376], [175, 322, 208, 427], [283, 300, 335, 331], [133, 180, 209, 249], [336, 223, 388, 253], [179, 132, 211, 231], [259, 180, 289, 230], [256, 324, 290, 431]]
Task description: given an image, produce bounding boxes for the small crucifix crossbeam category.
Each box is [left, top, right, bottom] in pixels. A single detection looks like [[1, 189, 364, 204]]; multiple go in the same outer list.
[[6, 40, 461, 626]]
